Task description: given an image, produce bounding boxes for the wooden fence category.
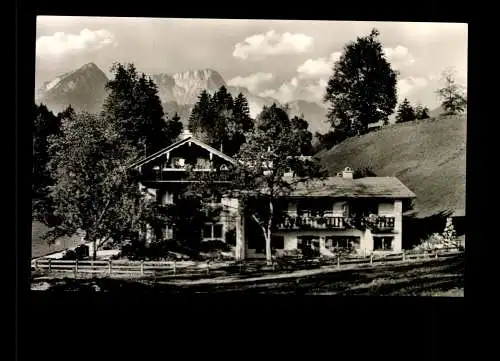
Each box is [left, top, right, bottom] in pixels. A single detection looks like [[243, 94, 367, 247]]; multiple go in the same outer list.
[[31, 247, 463, 278]]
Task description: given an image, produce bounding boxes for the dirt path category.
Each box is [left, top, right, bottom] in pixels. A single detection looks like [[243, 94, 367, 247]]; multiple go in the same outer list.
[[158, 258, 434, 286]]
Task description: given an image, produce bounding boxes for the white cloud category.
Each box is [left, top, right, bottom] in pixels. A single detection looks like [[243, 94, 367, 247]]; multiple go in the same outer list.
[[36, 28, 117, 58], [227, 72, 274, 92], [233, 30, 314, 60], [260, 77, 327, 104], [297, 51, 342, 78], [397, 76, 429, 100], [383, 45, 415, 67]]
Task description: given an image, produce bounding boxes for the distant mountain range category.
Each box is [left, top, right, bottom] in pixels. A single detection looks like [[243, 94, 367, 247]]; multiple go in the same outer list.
[[35, 63, 330, 134]]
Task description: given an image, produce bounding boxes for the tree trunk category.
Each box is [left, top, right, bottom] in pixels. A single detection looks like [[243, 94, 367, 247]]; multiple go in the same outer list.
[[92, 239, 97, 261], [265, 199, 274, 265], [235, 200, 246, 260]]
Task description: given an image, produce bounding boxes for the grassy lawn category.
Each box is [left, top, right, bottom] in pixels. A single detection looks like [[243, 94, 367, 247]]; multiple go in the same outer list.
[[32, 221, 81, 258], [32, 254, 464, 296]]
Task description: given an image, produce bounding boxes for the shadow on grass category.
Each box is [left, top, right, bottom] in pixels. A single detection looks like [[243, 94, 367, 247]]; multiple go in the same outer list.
[[33, 254, 464, 296]]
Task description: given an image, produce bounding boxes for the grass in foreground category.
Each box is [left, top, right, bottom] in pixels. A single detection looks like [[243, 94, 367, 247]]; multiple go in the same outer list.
[[32, 254, 464, 296]]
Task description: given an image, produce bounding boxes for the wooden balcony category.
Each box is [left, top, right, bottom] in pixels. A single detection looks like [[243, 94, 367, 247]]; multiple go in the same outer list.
[[371, 217, 395, 232], [276, 215, 346, 230], [141, 168, 232, 183]]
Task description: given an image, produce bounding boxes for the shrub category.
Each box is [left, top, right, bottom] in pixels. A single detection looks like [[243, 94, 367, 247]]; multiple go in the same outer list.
[[414, 233, 445, 251], [62, 244, 89, 260], [302, 245, 320, 259], [198, 240, 232, 253], [120, 239, 201, 261]]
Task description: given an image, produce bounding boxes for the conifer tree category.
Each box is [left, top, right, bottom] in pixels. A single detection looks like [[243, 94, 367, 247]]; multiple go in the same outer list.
[[395, 98, 416, 123]]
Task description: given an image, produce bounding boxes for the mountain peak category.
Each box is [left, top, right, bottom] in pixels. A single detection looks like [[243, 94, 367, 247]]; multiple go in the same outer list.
[[35, 62, 109, 114], [80, 62, 99, 70], [172, 68, 226, 85]]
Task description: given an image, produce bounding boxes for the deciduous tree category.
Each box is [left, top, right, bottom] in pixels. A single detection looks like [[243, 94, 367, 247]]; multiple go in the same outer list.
[[324, 28, 398, 136], [435, 68, 467, 115], [44, 112, 155, 260]]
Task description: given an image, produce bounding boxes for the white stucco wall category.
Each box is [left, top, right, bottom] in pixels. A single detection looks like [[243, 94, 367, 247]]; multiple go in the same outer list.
[[393, 200, 403, 251], [284, 234, 298, 250], [378, 202, 394, 216]]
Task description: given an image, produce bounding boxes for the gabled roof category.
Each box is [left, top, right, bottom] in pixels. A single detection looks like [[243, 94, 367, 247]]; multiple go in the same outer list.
[[288, 177, 416, 199], [129, 135, 237, 169]]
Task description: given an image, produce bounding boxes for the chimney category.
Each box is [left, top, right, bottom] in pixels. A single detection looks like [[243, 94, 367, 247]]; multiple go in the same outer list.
[[180, 129, 192, 140], [342, 167, 353, 179]]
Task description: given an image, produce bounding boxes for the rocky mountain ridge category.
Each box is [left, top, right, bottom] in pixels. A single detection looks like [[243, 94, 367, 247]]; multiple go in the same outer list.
[[35, 63, 329, 133]]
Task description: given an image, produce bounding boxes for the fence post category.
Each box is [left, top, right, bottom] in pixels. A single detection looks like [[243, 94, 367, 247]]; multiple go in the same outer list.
[[337, 255, 340, 269], [206, 260, 210, 275], [140, 260, 144, 276], [173, 260, 176, 277], [402, 250, 406, 261], [435, 251, 438, 259], [370, 253, 373, 265], [108, 260, 112, 275], [35, 259, 39, 269], [75, 259, 79, 274], [48, 259, 52, 273]]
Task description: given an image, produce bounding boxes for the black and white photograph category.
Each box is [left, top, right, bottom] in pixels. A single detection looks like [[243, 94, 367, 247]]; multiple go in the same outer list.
[[30, 17, 467, 296]]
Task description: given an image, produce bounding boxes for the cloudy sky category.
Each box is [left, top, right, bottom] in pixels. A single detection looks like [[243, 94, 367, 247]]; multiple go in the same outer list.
[[35, 17, 468, 110]]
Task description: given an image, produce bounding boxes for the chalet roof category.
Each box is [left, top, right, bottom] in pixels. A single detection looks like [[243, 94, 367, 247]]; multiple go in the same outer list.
[[129, 135, 237, 169], [288, 176, 416, 199]]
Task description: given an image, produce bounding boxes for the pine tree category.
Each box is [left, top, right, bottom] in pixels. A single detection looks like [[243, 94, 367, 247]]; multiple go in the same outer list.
[[58, 104, 76, 123], [188, 89, 213, 140], [395, 98, 416, 123], [225, 92, 254, 156], [102, 63, 178, 156], [324, 28, 398, 136], [165, 112, 184, 143], [33, 104, 61, 198], [414, 104, 430, 120], [233, 93, 253, 133]]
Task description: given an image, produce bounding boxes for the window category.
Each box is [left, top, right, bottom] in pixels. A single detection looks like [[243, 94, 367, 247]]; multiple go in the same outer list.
[[202, 225, 212, 239], [325, 236, 360, 250], [298, 236, 320, 250], [373, 237, 394, 251], [202, 223, 224, 241], [214, 224, 223, 238]]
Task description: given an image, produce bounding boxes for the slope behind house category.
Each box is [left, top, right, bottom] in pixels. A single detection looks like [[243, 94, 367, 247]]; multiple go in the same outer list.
[[316, 115, 466, 218]]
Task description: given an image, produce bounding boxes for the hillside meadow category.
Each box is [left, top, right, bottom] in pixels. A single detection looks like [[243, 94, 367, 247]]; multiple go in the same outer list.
[[317, 114, 466, 218]]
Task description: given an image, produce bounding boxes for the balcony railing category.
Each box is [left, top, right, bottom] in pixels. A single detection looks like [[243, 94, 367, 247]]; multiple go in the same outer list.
[[142, 168, 233, 183], [370, 216, 395, 232], [276, 215, 346, 230]]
